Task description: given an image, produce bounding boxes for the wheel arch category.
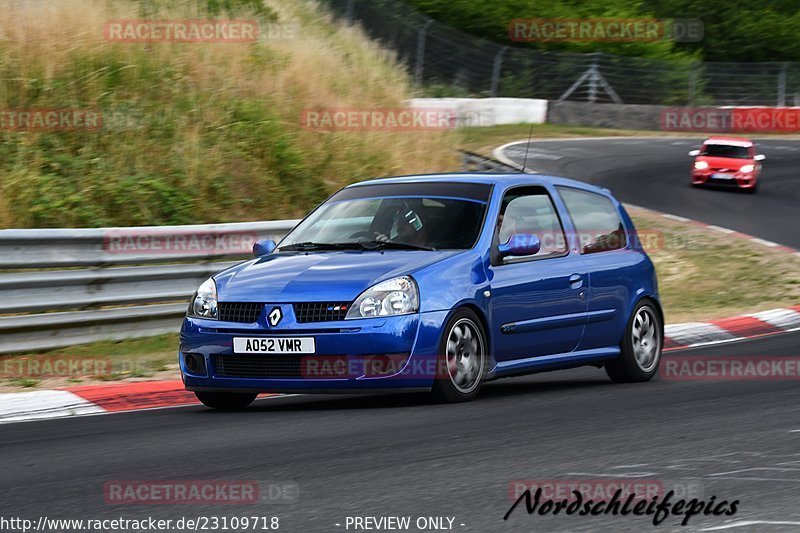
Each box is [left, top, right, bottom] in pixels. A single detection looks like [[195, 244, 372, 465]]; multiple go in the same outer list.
[[633, 295, 665, 342], [443, 302, 493, 369]]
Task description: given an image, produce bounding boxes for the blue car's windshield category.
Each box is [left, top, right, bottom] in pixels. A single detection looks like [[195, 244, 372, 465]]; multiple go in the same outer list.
[[279, 183, 490, 251]]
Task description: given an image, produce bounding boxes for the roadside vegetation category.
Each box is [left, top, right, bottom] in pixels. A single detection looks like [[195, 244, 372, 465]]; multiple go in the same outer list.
[[0, 0, 457, 228], [408, 0, 800, 62], [629, 207, 800, 323], [0, 334, 178, 393]]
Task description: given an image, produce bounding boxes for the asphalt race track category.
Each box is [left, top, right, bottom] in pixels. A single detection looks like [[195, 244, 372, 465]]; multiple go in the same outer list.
[[2, 332, 800, 532], [2, 138, 800, 533], [500, 137, 800, 249]]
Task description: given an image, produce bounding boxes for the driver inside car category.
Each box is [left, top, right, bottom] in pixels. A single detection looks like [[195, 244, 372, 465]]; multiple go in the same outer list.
[[374, 202, 427, 246]]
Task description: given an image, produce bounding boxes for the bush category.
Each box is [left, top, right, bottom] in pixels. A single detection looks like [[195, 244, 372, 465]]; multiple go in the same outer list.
[[0, 0, 458, 228]]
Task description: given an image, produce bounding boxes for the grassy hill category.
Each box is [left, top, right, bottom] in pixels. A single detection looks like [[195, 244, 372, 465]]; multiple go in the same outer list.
[[0, 0, 457, 228]]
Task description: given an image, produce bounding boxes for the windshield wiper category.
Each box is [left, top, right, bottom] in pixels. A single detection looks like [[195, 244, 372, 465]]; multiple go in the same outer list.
[[339, 240, 435, 251], [281, 240, 436, 252], [278, 241, 349, 252]]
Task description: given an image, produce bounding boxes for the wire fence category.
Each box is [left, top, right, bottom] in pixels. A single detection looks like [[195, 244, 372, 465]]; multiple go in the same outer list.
[[322, 0, 800, 106]]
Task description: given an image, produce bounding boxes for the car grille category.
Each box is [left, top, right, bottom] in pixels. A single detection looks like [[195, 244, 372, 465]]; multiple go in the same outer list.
[[707, 174, 738, 184], [214, 354, 307, 378], [213, 354, 408, 379], [217, 302, 264, 323], [294, 302, 351, 323], [216, 302, 352, 324]]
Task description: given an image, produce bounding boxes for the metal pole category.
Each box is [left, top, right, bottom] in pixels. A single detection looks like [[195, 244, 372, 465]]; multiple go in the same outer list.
[[415, 20, 434, 85], [588, 53, 600, 103], [559, 69, 592, 102], [688, 61, 698, 106], [490, 47, 508, 97], [778, 62, 788, 107]]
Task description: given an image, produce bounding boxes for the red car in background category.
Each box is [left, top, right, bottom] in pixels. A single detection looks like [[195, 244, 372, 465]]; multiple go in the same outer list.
[[689, 137, 766, 193]]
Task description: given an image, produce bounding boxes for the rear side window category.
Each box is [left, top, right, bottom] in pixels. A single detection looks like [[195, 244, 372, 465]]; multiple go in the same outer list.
[[557, 187, 627, 254]]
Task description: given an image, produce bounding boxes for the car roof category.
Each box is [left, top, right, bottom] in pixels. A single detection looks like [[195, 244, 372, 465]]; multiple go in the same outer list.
[[346, 172, 613, 197], [704, 136, 753, 147]]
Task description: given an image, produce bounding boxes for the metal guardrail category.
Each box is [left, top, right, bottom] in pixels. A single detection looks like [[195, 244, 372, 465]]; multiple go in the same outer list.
[[0, 220, 298, 354], [459, 150, 520, 173], [0, 220, 298, 269]]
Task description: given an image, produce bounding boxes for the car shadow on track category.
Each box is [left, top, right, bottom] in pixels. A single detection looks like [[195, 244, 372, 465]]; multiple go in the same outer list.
[[691, 183, 757, 195], [216, 376, 613, 413]]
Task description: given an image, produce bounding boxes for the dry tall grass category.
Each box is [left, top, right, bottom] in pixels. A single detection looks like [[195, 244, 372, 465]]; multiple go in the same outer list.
[[0, 0, 458, 227]]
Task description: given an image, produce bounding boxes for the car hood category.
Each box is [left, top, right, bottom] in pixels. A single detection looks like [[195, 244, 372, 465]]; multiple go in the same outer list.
[[696, 156, 753, 170], [215, 250, 462, 302]]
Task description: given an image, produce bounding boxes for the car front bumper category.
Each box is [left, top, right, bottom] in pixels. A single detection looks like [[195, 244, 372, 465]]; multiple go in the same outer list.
[[179, 310, 450, 392], [691, 170, 757, 188]]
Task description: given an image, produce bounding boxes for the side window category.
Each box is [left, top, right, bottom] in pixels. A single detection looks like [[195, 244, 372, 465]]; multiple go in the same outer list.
[[497, 187, 567, 258], [557, 187, 627, 254]]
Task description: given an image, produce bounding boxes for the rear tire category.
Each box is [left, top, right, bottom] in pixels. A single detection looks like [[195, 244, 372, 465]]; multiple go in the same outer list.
[[194, 391, 258, 410], [606, 300, 663, 383], [431, 309, 487, 402]]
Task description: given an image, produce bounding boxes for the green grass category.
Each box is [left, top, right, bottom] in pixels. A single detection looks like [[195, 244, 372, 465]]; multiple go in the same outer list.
[[0, 0, 457, 228], [44, 333, 178, 361], [9, 378, 40, 388], [0, 334, 179, 391], [632, 208, 800, 323]]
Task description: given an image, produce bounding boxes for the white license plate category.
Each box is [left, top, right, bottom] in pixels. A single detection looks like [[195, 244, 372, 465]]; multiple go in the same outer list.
[[712, 173, 733, 179], [233, 337, 315, 354]]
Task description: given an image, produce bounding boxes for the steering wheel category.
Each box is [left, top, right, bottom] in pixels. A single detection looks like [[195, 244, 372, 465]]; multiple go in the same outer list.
[[348, 230, 379, 240]]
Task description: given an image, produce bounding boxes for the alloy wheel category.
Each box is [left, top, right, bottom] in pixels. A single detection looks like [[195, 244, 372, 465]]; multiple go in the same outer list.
[[445, 318, 485, 394]]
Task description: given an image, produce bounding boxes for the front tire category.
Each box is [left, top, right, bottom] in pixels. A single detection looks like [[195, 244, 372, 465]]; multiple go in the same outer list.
[[194, 391, 258, 410], [606, 300, 663, 383], [432, 309, 487, 402]]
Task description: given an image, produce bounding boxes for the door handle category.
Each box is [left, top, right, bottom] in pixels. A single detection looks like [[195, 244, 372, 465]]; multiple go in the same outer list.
[[569, 274, 584, 289]]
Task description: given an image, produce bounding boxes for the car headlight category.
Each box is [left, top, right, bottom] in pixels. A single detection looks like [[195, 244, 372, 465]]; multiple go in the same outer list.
[[188, 278, 218, 319], [739, 164, 755, 173], [694, 161, 709, 170], [346, 276, 419, 319]]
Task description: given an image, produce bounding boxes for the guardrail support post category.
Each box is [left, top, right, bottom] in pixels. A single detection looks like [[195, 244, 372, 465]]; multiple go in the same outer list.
[[490, 47, 508, 97], [688, 61, 699, 106], [588, 53, 600, 103], [345, 0, 355, 25], [415, 19, 434, 85], [778, 62, 789, 107]]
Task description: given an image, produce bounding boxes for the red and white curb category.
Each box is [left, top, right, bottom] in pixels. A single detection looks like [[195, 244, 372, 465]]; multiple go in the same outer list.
[[0, 380, 275, 425], [2, 305, 799, 424], [665, 306, 800, 350]]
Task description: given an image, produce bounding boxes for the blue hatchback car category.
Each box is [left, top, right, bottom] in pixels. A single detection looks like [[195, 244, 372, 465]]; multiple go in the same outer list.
[[180, 174, 663, 407]]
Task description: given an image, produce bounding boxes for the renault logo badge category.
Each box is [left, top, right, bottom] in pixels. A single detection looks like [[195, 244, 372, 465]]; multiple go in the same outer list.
[[268, 306, 282, 327]]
